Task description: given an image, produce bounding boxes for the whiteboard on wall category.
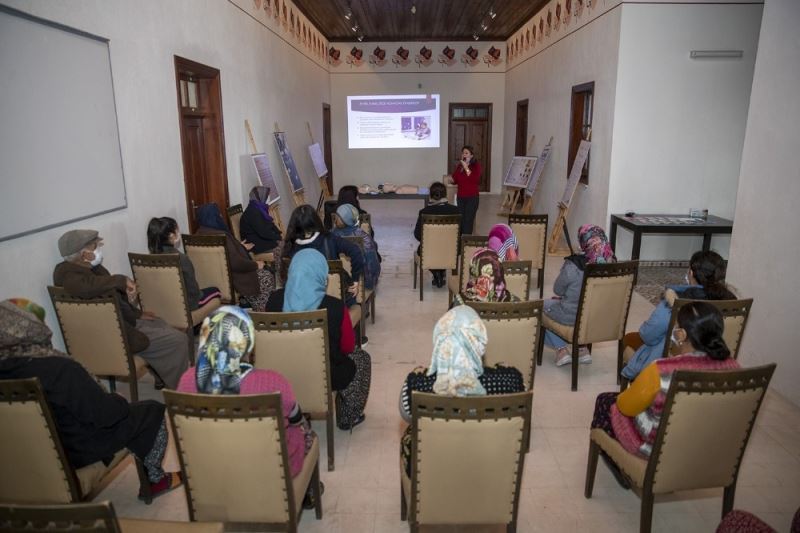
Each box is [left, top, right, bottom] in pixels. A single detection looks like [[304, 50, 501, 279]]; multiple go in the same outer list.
[[0, 5, 127, 242]]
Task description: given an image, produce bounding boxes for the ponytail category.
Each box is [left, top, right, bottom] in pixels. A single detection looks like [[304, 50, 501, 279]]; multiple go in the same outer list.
[[689, 250, 735, 300], [677, 301, 731, 360]]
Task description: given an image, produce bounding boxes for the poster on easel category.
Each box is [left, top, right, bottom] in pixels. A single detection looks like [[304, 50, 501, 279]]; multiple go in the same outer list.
[[308, 143, 328, 178], [273, 131, 304, 193], [250, 153, 281, 205], [525, 141, 553, 197], [502, 156, 538, 188], [560, 140, 590, 207]]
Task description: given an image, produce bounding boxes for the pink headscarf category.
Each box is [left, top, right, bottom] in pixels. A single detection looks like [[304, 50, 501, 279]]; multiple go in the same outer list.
[[487, 224, 519, 261]]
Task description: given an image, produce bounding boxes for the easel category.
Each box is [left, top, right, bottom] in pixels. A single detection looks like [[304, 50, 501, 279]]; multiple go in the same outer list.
[[245, 119, 284, 233], [306, 121, 332, 216], [499, 134, 535, 215], [547, 129, 591, 254], [521, 136, 554, 214], [274, 122, 306, 208]]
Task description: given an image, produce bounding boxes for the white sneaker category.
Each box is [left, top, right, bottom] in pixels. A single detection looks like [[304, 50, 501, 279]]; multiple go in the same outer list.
[[578, 346, 592, 364], [555, 352, 573, 367]]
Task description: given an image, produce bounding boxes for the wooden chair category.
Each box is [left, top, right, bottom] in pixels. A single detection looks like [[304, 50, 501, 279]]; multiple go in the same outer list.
[[503, 260, 533, 301], [0, 501, 224, 532], [164, 391, 323, 531], [619, 297, 754, 390], [542, 261, 639, 391], [0, 378, 151, 505], [250, 309, 336, 472], [401, 392, 532, 532], [182, 234, 236, 304], [359, 211, 372, 235], [413, 214, 461, 301], [339, 234, 377, 336], [447, 235, 488, 304], [47, 286, 149, 402], [585, 364, 776, 533], [508, 214, 548, 298], [327, 259, 362, 345], [226, 204, 243, 242]]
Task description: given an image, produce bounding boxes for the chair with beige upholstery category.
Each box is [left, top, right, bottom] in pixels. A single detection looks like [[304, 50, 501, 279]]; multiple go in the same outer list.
[[163, 391, 323, 531], [618, 297, 754, 390], [585, 364, 776, 533], [327, 259, 362, 345], [401, 391, 532, 533], [503, 260, 533, 301], [47, 286, 149, 402], [250, 309, 336, 471], [447, 235, 488, 304], [339, 235, 377, 336], [508, 214, 548, 298], [0, 501, 224, 533], [542, 261, 638, 391], [226, 204, 244, 242], [182, 234, 236, 304], [0, 378, 151, 505], [128, 253, 220, 359], [414, 214, 461, 301]]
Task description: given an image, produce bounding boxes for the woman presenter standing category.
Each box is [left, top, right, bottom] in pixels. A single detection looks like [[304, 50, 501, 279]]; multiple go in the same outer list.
[[449, 145, 481, 235]]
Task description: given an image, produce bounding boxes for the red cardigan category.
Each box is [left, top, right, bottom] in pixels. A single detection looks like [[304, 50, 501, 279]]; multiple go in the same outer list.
[[451, 161, 481, 198]]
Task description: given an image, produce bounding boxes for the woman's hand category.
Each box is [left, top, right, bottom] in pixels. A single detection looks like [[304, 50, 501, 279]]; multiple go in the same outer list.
[[256, 260, 266, 270], [241, 239, 255, 251], [348, 281, 360, 296]]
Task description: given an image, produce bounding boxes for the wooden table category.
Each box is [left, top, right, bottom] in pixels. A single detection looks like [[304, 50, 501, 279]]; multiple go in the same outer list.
[[609, 213, 733, 260]]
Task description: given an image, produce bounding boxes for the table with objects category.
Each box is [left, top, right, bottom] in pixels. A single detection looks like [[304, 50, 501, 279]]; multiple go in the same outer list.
[[609, 213, 733, 260]]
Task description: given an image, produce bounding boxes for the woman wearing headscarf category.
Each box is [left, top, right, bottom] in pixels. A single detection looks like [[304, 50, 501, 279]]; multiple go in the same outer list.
[[332, 203, 381, 290], [266, 249, 372, 430], [543, 224, 616, 367], [457, 248, 511, 304], [487, 223, 520, 261], [398, 305, 525, 475], [240, 186, 283, 255], [0, 299, 181, 500], [195, 203, 275, 311], [177, 306, 314, 479]]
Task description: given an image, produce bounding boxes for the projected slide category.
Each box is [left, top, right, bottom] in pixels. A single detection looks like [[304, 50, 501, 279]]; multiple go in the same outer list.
[[347, 94, 440, 149]]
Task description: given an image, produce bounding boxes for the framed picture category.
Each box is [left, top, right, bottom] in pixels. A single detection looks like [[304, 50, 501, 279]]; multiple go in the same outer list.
[[273, 131, 304, 193], [250, 153, 280, 205], [503, 156, 538, 188]]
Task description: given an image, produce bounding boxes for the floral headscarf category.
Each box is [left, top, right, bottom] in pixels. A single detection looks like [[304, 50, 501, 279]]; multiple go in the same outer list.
[[428, 305, 487, 396], [0, 299, 66, 360], [488, 224, 519, 261], [195, 306, 256, 394], [463, 248, 510, 302], [578, 224, 616, 264]]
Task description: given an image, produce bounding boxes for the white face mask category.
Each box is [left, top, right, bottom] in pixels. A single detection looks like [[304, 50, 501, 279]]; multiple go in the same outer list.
[[173, 233, 182, 248], [670, 327, 682, 348], [89, 248, 103, 267], [684, 271, 691, 285]]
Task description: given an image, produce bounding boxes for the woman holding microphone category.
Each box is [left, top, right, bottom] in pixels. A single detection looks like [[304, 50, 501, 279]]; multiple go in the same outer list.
[[449, 145, 481, 235]]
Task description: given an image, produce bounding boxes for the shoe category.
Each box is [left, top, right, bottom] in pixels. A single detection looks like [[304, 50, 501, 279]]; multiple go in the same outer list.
[[337, 413, 366, 431], [555, 352, 572, 367], [139, 472, 182, 501], [578, 346, 592, 364], [360, 336, 369, 347], [600, 452, 631, 490], [302, 481, 325, 509]]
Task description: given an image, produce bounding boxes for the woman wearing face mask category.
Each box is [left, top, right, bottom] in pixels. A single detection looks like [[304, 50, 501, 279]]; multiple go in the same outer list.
[[448, 145, 482, 236], [620, 250, 735, 382], [147, 217, 221, 311]]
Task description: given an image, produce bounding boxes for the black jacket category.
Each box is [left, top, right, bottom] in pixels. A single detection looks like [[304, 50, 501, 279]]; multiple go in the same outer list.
[[240, 203, 283, 254], [414, 201, 460, 241]]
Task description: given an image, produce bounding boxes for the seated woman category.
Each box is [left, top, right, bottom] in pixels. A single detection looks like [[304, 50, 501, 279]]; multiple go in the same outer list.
[[591, 302, 739, 486], [147, 216, 221, 310], [487, 223, 519, 261], [621, 250, 736, 381], [543, 224, 616, 367], [177, 306, 314, 479], [195, 203, 274, 312], [266, 249, 371, 431], [413, 181, 459, 288], [240, 186, 283, 255], [331, 204, 381, 291], [456, 248, 511, 304], [0, 299, 181, 499], [399, 305, 525, 475]]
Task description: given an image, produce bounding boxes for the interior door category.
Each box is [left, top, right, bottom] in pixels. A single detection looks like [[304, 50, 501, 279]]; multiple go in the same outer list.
[[515, 99, 529, 156], [447, 103, 492, 192]]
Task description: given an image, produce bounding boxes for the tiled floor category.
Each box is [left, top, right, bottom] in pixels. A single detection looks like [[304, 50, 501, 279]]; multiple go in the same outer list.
[[102, 195, 800, 532]]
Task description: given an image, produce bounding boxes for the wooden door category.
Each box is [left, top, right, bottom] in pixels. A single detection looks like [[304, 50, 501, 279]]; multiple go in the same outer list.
[[515, 99, 529, 156], [322, 103, 333, 193], [175, 56, 230, 231], [447, 103, 492, 192]]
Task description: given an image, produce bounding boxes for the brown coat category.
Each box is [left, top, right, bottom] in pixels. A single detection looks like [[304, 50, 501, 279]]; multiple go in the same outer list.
[[195, 226, 260, 296]]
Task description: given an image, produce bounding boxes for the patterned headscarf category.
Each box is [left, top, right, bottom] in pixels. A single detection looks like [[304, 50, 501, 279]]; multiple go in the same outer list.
[[335, 203, 359, 228], [248, 186, 273, 222], [578, 224, 616, 264], [428, 305, 487, 396], [488, 223, 519, 261], [283, 249, 329, 312], [463, 248, 510, 302], [195, 306, 255, 395], [0, 299, 66, 360]]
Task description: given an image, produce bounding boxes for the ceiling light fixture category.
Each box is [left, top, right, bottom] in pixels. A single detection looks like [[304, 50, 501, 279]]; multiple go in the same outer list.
[[411, 4, 417, 14], [351, 22, 359, 32], [344, 8, 353, 21], [480, 22, 488, 31], [488, 8, 497, 19], [473, 33, 479, 41], [357, 34, 364, 41]]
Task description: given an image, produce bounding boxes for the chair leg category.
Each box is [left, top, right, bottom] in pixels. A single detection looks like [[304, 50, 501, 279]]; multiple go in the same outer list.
[[370, 295, 375, 325], [722, 483, 737, 518], [312, 460, 323, 519], [129, 380, 139, 403], [584, 439, 600, 498], [400, 477, 407, 521], [326, 412, 335, 471], [134, 457, 153, 505], [413, 258, 417, 289], [616, 339, 624, 386], [536, 324, 545, 366], [507, 522, 517, 533], [640, 489, 655, 533], [108, 376, 116, 393], [538, 268, 545, 299], [571, 339, 579, 391], [620, 377, 630, 392], [419, 264, 423, 301]]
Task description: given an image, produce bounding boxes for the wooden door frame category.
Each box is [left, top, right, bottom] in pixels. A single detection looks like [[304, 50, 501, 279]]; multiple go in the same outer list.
[[322, 103, 333, 194], [568, 81, 594, 185], [447, 102, 493, 192], [174, 55, 230, 229], [515, 99, 529, 156]]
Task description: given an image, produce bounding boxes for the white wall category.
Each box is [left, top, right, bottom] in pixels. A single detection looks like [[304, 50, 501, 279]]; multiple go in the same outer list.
[[0, 0, 329, 344], [608, 3, 761, 260], [727, 0, 800, 405]]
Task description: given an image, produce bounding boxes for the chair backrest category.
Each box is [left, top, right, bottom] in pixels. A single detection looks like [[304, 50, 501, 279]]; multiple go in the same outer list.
[[0, 501, 123, 532], [326, 260, 347, 301], [182, 234, 235, 302], [163, 391, 297, 527], [663, 298, 754, 359], [508, 214, 548, 270], [339, 236, 367, 302], [359, 212, 372, 235], [409, 392, 532, 527], [128, 253, 191, 330], [250, 310, 331, 416], [227, 204, 243, 242], [646, 364, 776, 495], [420, 214, 461, 270], [47, 286, 135, 379], [574, 261, 638, 345], [458, 235, 489, 292], [502, 260, 532, 301], [0, 378, 80, 504], [465, 301, 543, 390]]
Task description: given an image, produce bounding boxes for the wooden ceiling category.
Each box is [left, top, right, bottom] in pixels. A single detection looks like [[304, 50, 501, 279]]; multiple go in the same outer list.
[[292, 0, 548, 42]]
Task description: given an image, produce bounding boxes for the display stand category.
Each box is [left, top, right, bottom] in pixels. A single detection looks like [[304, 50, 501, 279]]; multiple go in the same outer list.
[[547, 130, 591, 254], [498, 135, 535, 215], [521, 136, 554, 214], [245, 119, 284, 233], [274, 122, 305, 208], [306, 122, 331, 216]]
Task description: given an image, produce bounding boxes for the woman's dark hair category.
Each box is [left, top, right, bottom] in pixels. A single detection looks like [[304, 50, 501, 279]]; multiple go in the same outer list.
[[677, 301, 730, 360], [684, 250, 735, 300], [281, 205, 326, 281], [147, 217, 178, 254], [337, 185, 361, 210], [429, 181, 447, 201], [461, 145, 478, 166]]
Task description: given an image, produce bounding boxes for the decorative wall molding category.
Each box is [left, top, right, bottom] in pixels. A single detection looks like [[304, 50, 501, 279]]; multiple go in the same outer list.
[[329, 41, 506, 73]]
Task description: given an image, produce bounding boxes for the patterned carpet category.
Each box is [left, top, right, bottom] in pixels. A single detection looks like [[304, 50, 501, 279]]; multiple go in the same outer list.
[[634, 265, 687, 305]]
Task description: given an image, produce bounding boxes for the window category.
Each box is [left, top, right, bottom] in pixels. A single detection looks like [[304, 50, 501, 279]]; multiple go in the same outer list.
[[569, 81, 594, 184]]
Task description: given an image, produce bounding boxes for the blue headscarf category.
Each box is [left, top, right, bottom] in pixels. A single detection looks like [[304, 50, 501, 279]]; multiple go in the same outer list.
[[195, 203, 229, 233], [283, 249, 329, 312], [428, 305, 488, 396], [195, 306, 255, 395]]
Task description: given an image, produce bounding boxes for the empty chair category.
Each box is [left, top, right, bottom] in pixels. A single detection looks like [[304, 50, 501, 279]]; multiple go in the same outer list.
[[413, 214, 461, 301], [503, 260, 533, 301], [182, 234, 236, 304], [508, 214, 548, 298]]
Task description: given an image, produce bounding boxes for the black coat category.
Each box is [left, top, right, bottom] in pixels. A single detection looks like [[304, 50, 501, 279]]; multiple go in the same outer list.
[[240, 203, 283, 254], [414, 201, 460, 241]]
